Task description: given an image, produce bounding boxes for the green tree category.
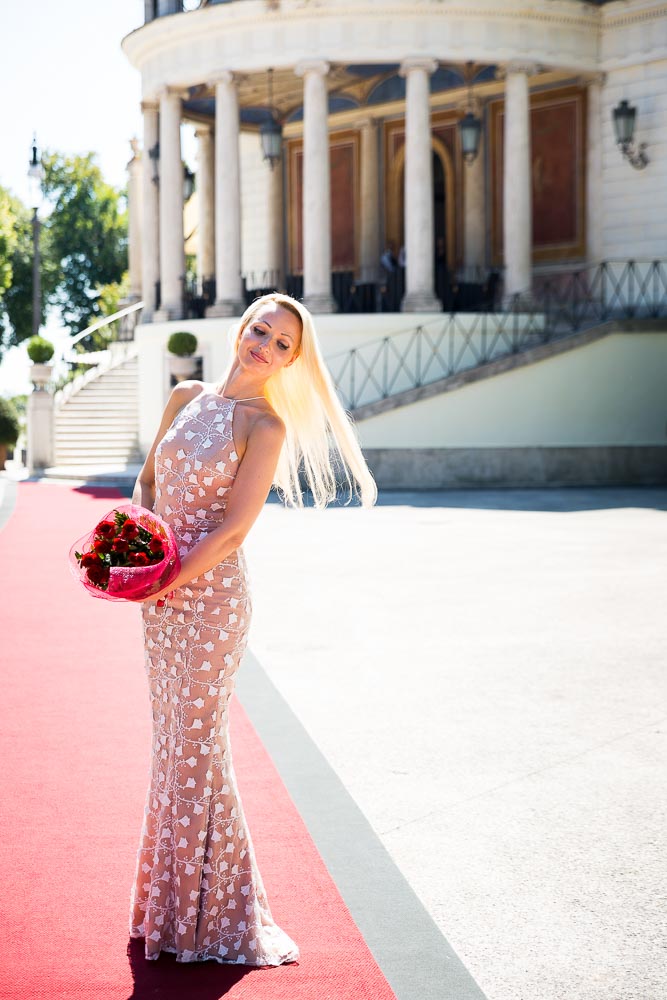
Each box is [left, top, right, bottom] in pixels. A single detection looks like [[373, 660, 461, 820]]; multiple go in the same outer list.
[[0, 187, 52, 355], [42, 151, 128, 337], [0, 153, 128, 360]]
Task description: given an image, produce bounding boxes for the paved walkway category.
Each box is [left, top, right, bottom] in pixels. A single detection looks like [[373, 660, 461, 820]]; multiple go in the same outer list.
[[2, 472, 665, 999], [243, 487, 667, 1000]]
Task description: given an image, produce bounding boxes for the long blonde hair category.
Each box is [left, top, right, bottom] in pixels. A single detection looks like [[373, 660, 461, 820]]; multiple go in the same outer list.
[[220, 293, 377, 509]]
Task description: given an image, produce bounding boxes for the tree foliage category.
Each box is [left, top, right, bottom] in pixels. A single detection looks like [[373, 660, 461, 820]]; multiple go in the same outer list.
[[42, 152, 128, 336], [0, 151, 128, 360], [0, 187, 51, 354]]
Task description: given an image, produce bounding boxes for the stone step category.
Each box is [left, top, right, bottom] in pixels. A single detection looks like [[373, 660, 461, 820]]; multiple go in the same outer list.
[[52, 353, 142, 478], [57, 398, 137, 408], [69, 385, 138, 395], [54, 452, 141, 469], [55, 432, 140, 443], [55, 412, 137, 423], [56, 445, 141, 463]]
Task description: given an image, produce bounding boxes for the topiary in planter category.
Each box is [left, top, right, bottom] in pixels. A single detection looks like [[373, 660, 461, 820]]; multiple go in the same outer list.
[[26, 335, 55, 364], [0, 397, 20, 471], [167, 331, 198, 357]]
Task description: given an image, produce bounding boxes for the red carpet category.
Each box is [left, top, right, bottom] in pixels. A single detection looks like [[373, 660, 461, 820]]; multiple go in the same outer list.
[[0, 482, 396, 1000]]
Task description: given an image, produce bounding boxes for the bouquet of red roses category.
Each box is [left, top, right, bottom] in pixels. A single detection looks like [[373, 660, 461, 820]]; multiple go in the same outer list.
[[69, 503, 180, 602]]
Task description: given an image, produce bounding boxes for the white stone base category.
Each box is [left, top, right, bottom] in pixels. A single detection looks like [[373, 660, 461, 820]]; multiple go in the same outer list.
[[206, 300, 244, 318], [401, 291, 442, 313], [302, 294, 338, 314], [154, 305, 184, 322]]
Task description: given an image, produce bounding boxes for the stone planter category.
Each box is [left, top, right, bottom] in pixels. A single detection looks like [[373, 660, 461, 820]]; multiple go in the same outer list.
[[31, 363, 53, 390], [169, 355, 198, 382]]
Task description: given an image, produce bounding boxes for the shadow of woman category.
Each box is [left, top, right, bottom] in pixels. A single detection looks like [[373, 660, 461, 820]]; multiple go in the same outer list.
[[126, 937, 255, 999]]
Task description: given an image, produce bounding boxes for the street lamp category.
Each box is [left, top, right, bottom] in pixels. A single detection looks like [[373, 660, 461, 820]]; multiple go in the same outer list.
[[27, 135, 44, 336]]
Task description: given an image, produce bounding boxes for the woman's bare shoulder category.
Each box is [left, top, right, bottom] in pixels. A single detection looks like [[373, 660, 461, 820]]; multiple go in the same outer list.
[[171, 379, 207, 404], [248, 403, 285, 439]]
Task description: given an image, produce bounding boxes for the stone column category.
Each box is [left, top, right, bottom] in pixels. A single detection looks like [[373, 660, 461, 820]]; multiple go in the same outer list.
[[27, 382, 53, 473], [155, 89, 185, 321], [267, 156, 284, 287], [208, 73, 244, 317], [141, 100, 160, 319], [358, 117, 380, 283], [295, 60, 336, 313], [503, 62, 536, 302], [195, 124, 215, 295], [586, 74, 605, 265], [463, 120, 486, 275], [400, 57, 441, 312], [126, 138, 143, 302]]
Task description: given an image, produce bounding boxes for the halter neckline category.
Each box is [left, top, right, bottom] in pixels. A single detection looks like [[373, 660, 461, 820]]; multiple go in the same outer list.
[[211, 388, 265, 403]]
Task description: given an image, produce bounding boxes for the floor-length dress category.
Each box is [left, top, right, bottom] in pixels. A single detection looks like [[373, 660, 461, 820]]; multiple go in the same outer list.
[[129, 386, 299, 966]]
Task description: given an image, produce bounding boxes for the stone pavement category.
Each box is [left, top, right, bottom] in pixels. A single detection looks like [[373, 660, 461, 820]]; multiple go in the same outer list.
[[242, 488, 667, 1000]]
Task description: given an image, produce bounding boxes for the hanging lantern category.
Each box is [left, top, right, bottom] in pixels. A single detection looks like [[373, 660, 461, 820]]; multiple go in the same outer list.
[[458, 62, 483, 166], [459, 111, 482, 165], [260, 68, 283, 170]]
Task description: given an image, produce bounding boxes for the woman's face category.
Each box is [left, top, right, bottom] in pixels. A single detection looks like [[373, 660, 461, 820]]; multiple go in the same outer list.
[[237, 302, 302, 377]]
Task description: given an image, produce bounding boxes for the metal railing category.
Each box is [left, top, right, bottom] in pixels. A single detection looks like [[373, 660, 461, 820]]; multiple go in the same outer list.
[[63, 300, 144, 364], [328, 260, 667, 412]]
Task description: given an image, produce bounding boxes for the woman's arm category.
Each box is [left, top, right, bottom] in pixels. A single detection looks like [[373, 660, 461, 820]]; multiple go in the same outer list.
[[131, 380, 204, 510], [147, 412, 285, 600]]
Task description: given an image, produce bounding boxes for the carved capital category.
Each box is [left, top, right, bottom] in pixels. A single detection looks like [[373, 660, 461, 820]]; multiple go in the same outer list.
[[497, 60, 541, 80], [209, 70, 236, 88], [295, 59, 330, 79], [400, 57, 438, 78]]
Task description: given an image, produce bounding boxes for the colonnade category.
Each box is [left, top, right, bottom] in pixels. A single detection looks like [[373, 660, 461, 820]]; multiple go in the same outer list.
[[136, 59, 546, 320]]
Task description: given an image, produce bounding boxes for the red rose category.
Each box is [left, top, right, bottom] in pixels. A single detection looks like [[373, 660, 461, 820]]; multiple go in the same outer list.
[[130, 551, 149, 566], [149, 536, 163, 553], [112, 538, 130, 554], [93, 538, 113, 555], [149, 548, 164, 564], [86, 562, 109, 585], [121, 519, 140, 540], [95, 520, 116, 539], [81, 552, 98, 568]]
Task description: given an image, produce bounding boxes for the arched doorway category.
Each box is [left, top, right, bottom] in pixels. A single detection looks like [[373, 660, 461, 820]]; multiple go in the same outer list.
[[386, 137, 455, 280]]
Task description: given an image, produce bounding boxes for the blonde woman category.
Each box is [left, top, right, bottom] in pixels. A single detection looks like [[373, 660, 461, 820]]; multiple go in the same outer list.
[[129, 293, 376, 966]]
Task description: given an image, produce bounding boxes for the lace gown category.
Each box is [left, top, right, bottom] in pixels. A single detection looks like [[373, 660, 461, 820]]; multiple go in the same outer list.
[[129, 387, 299, 966]]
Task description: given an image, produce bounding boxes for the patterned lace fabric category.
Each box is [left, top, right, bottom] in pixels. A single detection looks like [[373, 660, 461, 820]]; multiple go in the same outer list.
[[129, 388, 299, 966]]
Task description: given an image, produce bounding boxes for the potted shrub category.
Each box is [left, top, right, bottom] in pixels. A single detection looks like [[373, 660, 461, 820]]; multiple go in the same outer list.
[[26, 335, 55, 389], [167, 331, 198, 382], [0, 397, 20, 471]]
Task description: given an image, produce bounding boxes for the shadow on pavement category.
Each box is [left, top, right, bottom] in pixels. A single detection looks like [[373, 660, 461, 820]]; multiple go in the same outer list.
[[373, 486, 667, 512], [268, 485, 667, 512]]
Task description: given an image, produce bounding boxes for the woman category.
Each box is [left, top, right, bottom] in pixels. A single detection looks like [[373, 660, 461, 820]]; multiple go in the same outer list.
[[129, 293, 376, 965]]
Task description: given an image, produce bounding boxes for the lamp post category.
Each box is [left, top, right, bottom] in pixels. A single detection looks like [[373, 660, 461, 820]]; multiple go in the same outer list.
[[26, 134, 54, 474], [27, 135, 44, 336]]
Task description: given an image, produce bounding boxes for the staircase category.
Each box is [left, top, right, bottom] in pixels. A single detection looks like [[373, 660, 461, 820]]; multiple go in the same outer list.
[[49, 351, 142, 482]]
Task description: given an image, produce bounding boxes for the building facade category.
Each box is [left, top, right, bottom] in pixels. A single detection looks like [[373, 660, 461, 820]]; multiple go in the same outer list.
[[120, 0, 667, 486]]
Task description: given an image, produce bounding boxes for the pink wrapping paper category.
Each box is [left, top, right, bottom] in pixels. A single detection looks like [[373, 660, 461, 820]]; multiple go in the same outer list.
[[68, 503, 181, 602]]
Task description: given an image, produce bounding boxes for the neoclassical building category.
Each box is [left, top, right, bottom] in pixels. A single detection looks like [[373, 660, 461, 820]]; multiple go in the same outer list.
[[122, 0, 666, 321], [111, 0, 667, 485]]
